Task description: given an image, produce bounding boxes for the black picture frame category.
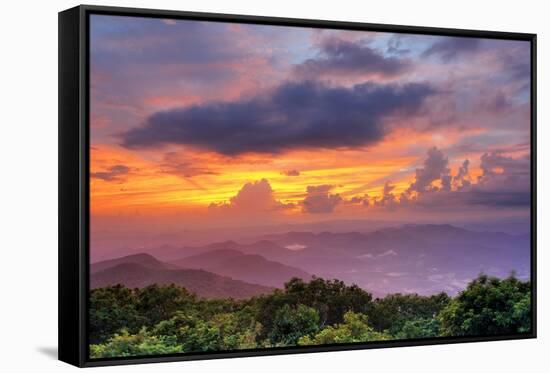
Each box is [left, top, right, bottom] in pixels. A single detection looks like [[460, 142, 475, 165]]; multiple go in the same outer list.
[[59, 4, 537, 368]]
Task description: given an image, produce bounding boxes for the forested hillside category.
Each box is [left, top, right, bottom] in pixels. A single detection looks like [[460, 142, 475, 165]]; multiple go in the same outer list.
[[89, 274, 531, 358]]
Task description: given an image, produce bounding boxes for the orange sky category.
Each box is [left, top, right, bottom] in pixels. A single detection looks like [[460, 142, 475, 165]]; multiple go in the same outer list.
[[89, 14, 530, 247], [90, 128, 487, 218]]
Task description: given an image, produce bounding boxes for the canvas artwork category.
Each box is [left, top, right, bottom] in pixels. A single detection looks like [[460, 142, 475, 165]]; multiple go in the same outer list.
[[88, 14, 532, 359]]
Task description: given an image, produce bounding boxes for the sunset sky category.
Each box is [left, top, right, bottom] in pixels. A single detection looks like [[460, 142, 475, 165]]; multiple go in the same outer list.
[[89, 15, 531, 255]]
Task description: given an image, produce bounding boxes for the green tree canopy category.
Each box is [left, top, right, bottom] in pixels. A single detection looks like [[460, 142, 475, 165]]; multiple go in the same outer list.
[[368, 292, 450, 335], [269, 304, 320, 346], [255, 277, 373, 338], [152, 310, 262, 352], [136, 284, 198, 327], [299, 311, 388, 345], [438, 274, 531, 336], [88, 274, 531, 357], [90, 328, 183, 358], [393, 318, 441, 339], [89, 285, 142, 344]]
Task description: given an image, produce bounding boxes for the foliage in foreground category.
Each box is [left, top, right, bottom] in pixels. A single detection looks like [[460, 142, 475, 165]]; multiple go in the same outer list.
[[438, 274, 531, 336], [89, 275, 531, 358]]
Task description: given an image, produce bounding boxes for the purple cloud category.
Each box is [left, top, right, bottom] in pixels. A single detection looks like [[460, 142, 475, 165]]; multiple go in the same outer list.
[[91, 165, 130, 182], [407, 149, 530, 209], [302, 184, 342, 213], [407, 147, 451, 194], [120, 80, 434, 155], [422, 37, 480, 62], [281, 169, 301, 176], [294, 37, 410, 78]]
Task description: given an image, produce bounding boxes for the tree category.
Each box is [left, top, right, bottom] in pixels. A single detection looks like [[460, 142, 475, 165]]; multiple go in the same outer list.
[[269, 304, 320, 346], [298, 311, 388, 345], [88, 274, 531, 357], [393, 318, 440, 339], [512, 292, 531, 333], [284, 277, 374, 326], [89, 285, 142, 344], [90, 328, 183, 358], [368, 292, 450, 335], [255, 277, 373, 339], [152, 311, 262, 352], [136, 284, 197, 327], [439, 274, 531, 336]]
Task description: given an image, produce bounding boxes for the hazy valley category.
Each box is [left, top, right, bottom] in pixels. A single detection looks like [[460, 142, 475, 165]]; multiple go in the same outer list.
[[90, 223, 529, 297]]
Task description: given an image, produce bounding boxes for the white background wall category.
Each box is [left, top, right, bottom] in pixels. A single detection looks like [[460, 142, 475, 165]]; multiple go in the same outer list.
[[0, 0, 547, 370]]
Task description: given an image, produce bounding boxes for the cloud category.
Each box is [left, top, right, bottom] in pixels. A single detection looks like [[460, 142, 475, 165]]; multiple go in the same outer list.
[[91, 16, 249, 75], [358, 249, 398, 259], [350, 194, 370, 207], [455, 188, 530, 207], [407, 147, 451, 194], [378, 249, 398, 257], [281, 169, 300, 176], [209, 179, 292, 214], [479, 152, 529, 181], [302, 184, 342, 214], [410, 149, 530, 208], [91, 165, 130, 182], [373, 181, 399, 209], [422, 37, 480, 62], [90, 15, 292, 140], [160, 152, 218, 178], [386, 35, 411, 56], [294, 37, 410, 79], [120, 80, 433, 155], [365, 147, 530, 211], [453, 159, 471, 190], [469, 151, 531, 206]]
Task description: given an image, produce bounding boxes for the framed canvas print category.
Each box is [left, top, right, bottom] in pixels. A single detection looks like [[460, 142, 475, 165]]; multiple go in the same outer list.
[[58, 5, 537, 367]]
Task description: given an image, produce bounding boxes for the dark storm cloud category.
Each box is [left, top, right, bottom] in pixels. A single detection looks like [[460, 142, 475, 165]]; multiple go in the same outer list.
[[91, 165, 130, 182], [422, 37, 480, 62], [294, 38, 410, 78], [120, 80, 434, 155]]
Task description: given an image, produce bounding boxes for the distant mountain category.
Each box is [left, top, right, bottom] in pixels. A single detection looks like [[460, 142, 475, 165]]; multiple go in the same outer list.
[[152, 241, 243, 261], [250, 224, 530, 295], [374, 224, 525, 247], [259, 230, 370, 256], [172, 249, 244, 269], [90, 262, 273, 299], [90, 253, 178, 274], [174, 249, 311, 288], [97, 224, 530, 297], [209, 254, 311, 288], [162, 240, 297, 264], [260, 224, 528, 257]]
